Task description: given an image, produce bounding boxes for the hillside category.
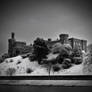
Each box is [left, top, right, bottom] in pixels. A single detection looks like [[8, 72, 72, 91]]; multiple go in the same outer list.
[[0, 43, 92, 76], [0, 53, 91, 76]]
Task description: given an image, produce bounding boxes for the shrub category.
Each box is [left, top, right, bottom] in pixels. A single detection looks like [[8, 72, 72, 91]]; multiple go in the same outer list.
[[51, 43, 63, 54], [21, 55, 27, 59], [29, 54, 37, 61], [50, 59, 57, 65], [5, 60, 8, 63], [0, 53, 9, 63], [2, 53, 9, 60], [16, 60, 21, 65], [83, 49, 92, 73], [10, 59, 13, 63], [52, 66, 61, 72], [6, 68, 16, 76], [43, 58, 57, 65], [56, 49, 70, 64], [72, 47, 82, 57], [26, 68, 33, 73], [73, 57, 83, 65], [62, 58, 72, 69], [32, 38, 50, 64], [56, 55, 64, 64], [42, 59, 49, 64], [0, 57, 4, 63], [63, 44, 72, 54], [83, 50, 92, 66], [17, 66, 19, 69]]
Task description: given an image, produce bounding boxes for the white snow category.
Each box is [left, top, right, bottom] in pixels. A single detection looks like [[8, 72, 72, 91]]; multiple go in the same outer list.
[[50, 64, 84, 75], [0, 55, 48, 76], [47, 53, 58, 60], [0, 50, 92, 76]]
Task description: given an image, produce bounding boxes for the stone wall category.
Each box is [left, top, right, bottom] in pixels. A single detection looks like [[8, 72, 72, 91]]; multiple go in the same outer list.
[[69, 38, 87, 52]]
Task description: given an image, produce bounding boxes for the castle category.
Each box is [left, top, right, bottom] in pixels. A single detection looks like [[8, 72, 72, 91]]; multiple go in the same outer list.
[[46, 34, 87, 52], [8, 32, 87, 57], [8, 32, 33, 57]]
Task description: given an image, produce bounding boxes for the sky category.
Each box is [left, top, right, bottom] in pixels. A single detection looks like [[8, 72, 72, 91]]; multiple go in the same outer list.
[[0, 0, 92, 54]]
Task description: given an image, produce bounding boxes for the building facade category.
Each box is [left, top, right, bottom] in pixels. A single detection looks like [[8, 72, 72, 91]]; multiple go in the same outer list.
[[8, 32, 33, 57], [69, 38, 87, 52], [46, 34, 87, 52]]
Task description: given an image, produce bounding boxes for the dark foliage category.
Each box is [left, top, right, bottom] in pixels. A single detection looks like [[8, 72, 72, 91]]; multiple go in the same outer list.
[[73, 57, 83, 65], [70, 47, 83, 64], [62, 58, 72, 69], [56, 49, 70, 64], [53, 66, 61, 72], [42, 59, 49, 64], [2, 53, 9, 59], [32, 38, 50, 64], [56, 55, 64, 64], [29, 54, 37, 61], [50, 59, 57, 65], [21, 55, 27, 59], [16, 60, 21, 65], [0, 57, 3, 63], [42, 58, 57, 65], [72, 47, 82, 57], [10, 59, 13, 63], [6, 68, 16, 76], [0, 53, 9, 63], [26, 68, 33, 73]]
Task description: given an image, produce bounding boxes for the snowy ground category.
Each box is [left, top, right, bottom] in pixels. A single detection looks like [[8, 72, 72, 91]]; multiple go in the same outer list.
[[0, 80, 92, 86], [0, 52, 92, 76], [0, 51, 92, 86], [0, 56, 48, 76]]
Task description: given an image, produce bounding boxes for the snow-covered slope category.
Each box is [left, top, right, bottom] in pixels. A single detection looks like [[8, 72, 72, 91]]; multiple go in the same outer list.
[[0, 56, 48, 76], [0, 50, 92, 76]]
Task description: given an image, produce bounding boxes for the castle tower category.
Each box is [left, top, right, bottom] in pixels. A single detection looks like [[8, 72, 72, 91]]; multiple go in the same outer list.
[[8, 32, 16, 57], [11, 32, 15, 39], [59, 34, 69, 44]]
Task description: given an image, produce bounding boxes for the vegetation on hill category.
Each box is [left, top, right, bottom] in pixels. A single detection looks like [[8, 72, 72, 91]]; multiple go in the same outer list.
[[0, 53, 9, 63], [0, 39, 85, 75], [83, 44, 92, 74], [30, 38, 50, 64]]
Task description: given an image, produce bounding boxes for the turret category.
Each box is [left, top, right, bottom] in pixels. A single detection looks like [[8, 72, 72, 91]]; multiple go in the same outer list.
[[59, 34, 69, 44], [8, 32, 16, 57]]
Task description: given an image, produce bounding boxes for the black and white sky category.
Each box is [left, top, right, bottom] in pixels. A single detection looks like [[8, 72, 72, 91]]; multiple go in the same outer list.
[[0, 0, 92, 54]]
